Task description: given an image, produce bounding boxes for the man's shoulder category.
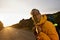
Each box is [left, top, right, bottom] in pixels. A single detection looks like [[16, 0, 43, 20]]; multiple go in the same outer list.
[[45, 20, 53, 25], [44, 20, 55, 28]]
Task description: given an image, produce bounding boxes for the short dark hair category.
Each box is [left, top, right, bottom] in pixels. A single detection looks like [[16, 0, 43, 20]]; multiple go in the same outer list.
[[31, 9, 40, 15]]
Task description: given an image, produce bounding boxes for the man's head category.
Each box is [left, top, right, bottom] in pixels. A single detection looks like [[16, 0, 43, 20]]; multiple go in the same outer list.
[[31, 9, 41, 24], [31, 9, 41, 16]]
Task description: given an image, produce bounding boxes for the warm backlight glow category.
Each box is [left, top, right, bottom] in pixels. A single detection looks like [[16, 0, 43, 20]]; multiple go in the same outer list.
[[0, 14, 22, 27]]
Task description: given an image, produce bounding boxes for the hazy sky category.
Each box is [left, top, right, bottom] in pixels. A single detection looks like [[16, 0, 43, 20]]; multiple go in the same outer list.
[[0, 0, 60, 27]]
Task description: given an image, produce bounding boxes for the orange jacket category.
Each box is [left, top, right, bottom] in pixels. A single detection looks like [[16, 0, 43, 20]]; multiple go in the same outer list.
[[36, 15, 59, 40]]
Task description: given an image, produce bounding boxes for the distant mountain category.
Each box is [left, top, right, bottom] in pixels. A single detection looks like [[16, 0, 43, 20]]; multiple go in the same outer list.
[[46, 11, 60, 27], [53, 11, 60, 25], [11, 18, 34, 30]]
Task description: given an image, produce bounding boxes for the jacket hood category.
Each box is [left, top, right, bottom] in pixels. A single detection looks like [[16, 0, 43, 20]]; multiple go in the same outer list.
[[40, 15, 47, 25]]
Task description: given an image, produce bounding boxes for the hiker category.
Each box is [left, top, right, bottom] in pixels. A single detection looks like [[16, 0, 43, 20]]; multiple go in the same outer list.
[[31, 9, 59, 40]]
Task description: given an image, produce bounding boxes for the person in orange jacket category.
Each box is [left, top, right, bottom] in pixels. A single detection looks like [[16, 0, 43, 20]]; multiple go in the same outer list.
[[31, 9, 59, 40]]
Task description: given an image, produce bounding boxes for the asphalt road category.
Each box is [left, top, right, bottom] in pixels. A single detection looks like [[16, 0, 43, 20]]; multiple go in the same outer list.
[[0, 27, 36, 40]]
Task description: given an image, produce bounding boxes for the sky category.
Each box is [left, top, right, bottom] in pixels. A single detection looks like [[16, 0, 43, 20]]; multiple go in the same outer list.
[[0, 0, 60, 27]]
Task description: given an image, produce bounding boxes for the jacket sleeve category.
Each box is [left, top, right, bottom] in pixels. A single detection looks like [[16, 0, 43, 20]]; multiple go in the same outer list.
[[37, 32, 51, 40], [46, 21, 59, 40]]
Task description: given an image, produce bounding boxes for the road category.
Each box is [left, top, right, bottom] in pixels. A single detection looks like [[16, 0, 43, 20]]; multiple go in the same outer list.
[[0, 27, 36, 40]]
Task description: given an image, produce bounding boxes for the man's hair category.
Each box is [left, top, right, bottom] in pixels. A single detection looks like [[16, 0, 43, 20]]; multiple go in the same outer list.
[[31, 9, 40, 15]]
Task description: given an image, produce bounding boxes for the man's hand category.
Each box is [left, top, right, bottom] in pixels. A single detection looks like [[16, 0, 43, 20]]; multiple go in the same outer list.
[[35, 23, 40, 26]]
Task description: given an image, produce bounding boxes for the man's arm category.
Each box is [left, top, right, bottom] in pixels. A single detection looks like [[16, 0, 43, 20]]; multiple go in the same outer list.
[[37, 32, 51, 40]]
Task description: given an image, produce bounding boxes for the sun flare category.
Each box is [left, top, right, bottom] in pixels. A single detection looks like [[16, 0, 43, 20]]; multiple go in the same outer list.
[[0, 14, 21, 27]]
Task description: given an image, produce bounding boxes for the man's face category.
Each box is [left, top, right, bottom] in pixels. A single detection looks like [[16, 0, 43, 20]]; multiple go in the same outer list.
[[31, 10, 41, 23]]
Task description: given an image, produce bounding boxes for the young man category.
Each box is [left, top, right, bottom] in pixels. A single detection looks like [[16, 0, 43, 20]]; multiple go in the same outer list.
[[31, 9, 59, 40]]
